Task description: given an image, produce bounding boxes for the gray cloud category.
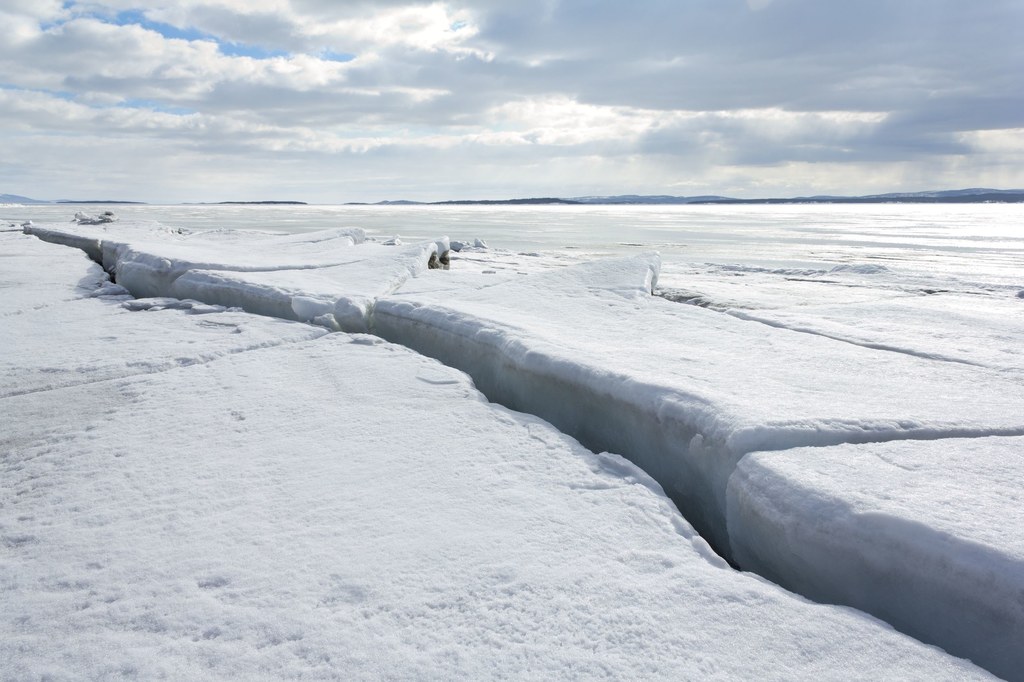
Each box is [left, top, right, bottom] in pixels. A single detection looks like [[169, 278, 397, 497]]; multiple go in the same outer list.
[[1, 0, 1022, 201]]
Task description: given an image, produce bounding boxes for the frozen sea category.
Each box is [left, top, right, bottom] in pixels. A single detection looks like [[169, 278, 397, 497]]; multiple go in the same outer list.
[[6, 201, 1023, 282], [4, 202, 1024, 679]]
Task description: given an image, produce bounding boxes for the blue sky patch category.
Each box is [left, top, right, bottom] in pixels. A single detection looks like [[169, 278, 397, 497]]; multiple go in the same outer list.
[[54, 4, 295, 61], [217, 42, 291, 59], [117, 98, 197, 116], [1, 83, 195, 116], [319, 50, 356, 63], [1, 83, 77, 102]]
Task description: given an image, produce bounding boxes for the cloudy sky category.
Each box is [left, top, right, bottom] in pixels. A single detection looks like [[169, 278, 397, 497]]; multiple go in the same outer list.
[[2, 0, 1022, 202]]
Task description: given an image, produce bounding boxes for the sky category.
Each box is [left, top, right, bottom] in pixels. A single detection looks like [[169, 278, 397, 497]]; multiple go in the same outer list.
[[1, 0, 1022, 203]]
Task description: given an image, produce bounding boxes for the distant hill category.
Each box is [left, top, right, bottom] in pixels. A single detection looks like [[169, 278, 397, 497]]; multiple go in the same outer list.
[[1, 193, 50, 204], [214, 201, 308, 205], [354, 189, 1024, 205], [347, 197, 579, 206], [435, 197, 580, 205], [570, 195, 734, 204], [56, 200, 147, 204], [571, 189, 1024, 204], [687, 188, 1024, 204], [7, 188, 1024, 206]]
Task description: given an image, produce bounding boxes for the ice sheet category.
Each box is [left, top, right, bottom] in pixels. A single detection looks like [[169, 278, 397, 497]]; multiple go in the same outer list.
[[655, 262, 927, 311], [728, 437, 1024, 680], [374, 255, 1024, 556], [727, 293, 1024, 375], [2, 303, 989, 680], [14, 218, 1021, 679], [0, 232, 109, 316]]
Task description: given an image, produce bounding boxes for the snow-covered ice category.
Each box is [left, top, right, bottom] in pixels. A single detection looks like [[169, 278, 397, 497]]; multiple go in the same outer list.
[[726, 293, 1024, 375], [24, 222, 449, 331], [0, 232, 109, 316], [1, 234, 328, 398], [8, 209, 1024, 679], [728, 436, 1024, 681], [655, 260, 1024, 375], [1, 236, 992, 680], [375, 254, 1024, 555]]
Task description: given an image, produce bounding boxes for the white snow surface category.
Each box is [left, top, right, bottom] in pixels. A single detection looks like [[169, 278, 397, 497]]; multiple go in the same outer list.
[[374, 254, 1024, 554], [728, 437, 1024, 681], [1, 236, 992, 680], [726, 293, 1024, 375], [0, 232, 110, 316], [0, 235, 329, 399], [10, 217, 1024, 679]]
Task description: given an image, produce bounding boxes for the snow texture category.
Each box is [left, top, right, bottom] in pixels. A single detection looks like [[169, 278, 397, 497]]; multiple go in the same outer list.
[[1, 236, 991, 680], [728, 437, 1024, 681]]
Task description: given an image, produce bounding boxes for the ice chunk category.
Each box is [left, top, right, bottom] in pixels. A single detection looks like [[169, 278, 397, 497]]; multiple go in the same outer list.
[[728, 437, 1024, 680], [73, 210, 118, 225]]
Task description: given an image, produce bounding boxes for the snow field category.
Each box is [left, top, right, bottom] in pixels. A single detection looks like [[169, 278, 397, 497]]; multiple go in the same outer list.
[[0, 233, 309, 397], [13, 221, 1024, 678], [1, 237, 992, 679]]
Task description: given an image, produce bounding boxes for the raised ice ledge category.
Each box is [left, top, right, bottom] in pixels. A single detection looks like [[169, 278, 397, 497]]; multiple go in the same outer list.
[[24, 221, 448, 332], [729, 436, 1024, 681]]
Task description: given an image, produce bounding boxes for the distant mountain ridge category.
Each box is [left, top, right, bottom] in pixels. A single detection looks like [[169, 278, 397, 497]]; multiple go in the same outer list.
[[1, 193, 51, 204], [5, 188, 1024, 206], [355, 188, 1024, 205]]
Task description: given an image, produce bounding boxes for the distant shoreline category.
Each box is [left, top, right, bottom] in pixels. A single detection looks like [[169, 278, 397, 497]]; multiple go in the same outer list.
[[5, 188, 1024, 206]]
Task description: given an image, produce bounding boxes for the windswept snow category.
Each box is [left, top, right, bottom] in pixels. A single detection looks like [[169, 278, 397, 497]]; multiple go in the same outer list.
[[1, 234, 992, 680]]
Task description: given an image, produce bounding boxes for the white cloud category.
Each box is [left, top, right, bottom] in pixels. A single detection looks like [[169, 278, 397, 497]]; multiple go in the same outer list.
[[2, 1, 1023, 201]]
